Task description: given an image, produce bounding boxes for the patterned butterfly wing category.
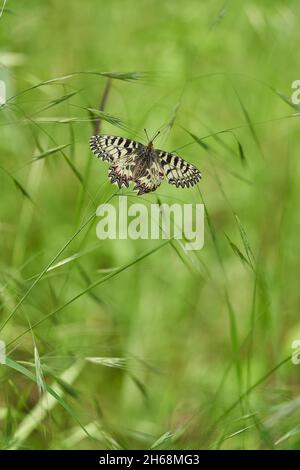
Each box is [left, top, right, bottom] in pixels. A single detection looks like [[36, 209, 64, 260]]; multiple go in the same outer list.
[[108, 153, 138, 188], [89, 135, 139, 163], [90, 135, 202, 194], [90, 135, 142, 188], [158, 151, 202, 188], [133, 160, 164, 195]]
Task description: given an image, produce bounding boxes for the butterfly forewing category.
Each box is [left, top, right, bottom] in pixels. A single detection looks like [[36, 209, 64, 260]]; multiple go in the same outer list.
[[89, 135, 139, 163], [158, 151, 202, 188]]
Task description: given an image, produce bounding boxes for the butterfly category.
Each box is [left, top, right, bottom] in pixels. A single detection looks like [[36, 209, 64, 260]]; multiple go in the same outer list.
[[89, 131, 202, 195]]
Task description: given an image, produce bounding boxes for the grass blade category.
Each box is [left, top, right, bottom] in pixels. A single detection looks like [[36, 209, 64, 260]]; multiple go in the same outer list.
[[32, 143, 70, 161], [8, 239, 172, 347], [5, 358, 88, 448]]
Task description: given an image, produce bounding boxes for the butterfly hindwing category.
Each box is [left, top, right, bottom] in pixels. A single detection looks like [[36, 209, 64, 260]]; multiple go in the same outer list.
[[158, 151, 202, 188], [108, 153, 137, 188], [134, 160, 164, 195]]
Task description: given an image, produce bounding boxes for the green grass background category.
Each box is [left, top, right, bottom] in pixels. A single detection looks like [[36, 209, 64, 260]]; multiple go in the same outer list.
[[1, 0, 300, 450]]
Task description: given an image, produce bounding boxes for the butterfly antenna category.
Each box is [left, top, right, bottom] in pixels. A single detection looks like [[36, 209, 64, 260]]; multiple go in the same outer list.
[[144, 128, 150, 142], [151, 130, 161, 143]]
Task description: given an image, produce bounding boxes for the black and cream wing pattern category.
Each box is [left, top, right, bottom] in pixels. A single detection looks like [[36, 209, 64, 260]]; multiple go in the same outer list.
[[89, 134, 201, 195]]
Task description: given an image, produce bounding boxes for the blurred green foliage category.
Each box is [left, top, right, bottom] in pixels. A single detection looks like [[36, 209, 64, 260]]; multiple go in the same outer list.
[[1, 0, 300, 450]]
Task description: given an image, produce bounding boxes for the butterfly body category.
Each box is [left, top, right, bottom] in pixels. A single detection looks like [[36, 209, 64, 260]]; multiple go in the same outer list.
[[90, 134, 201, 195]]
